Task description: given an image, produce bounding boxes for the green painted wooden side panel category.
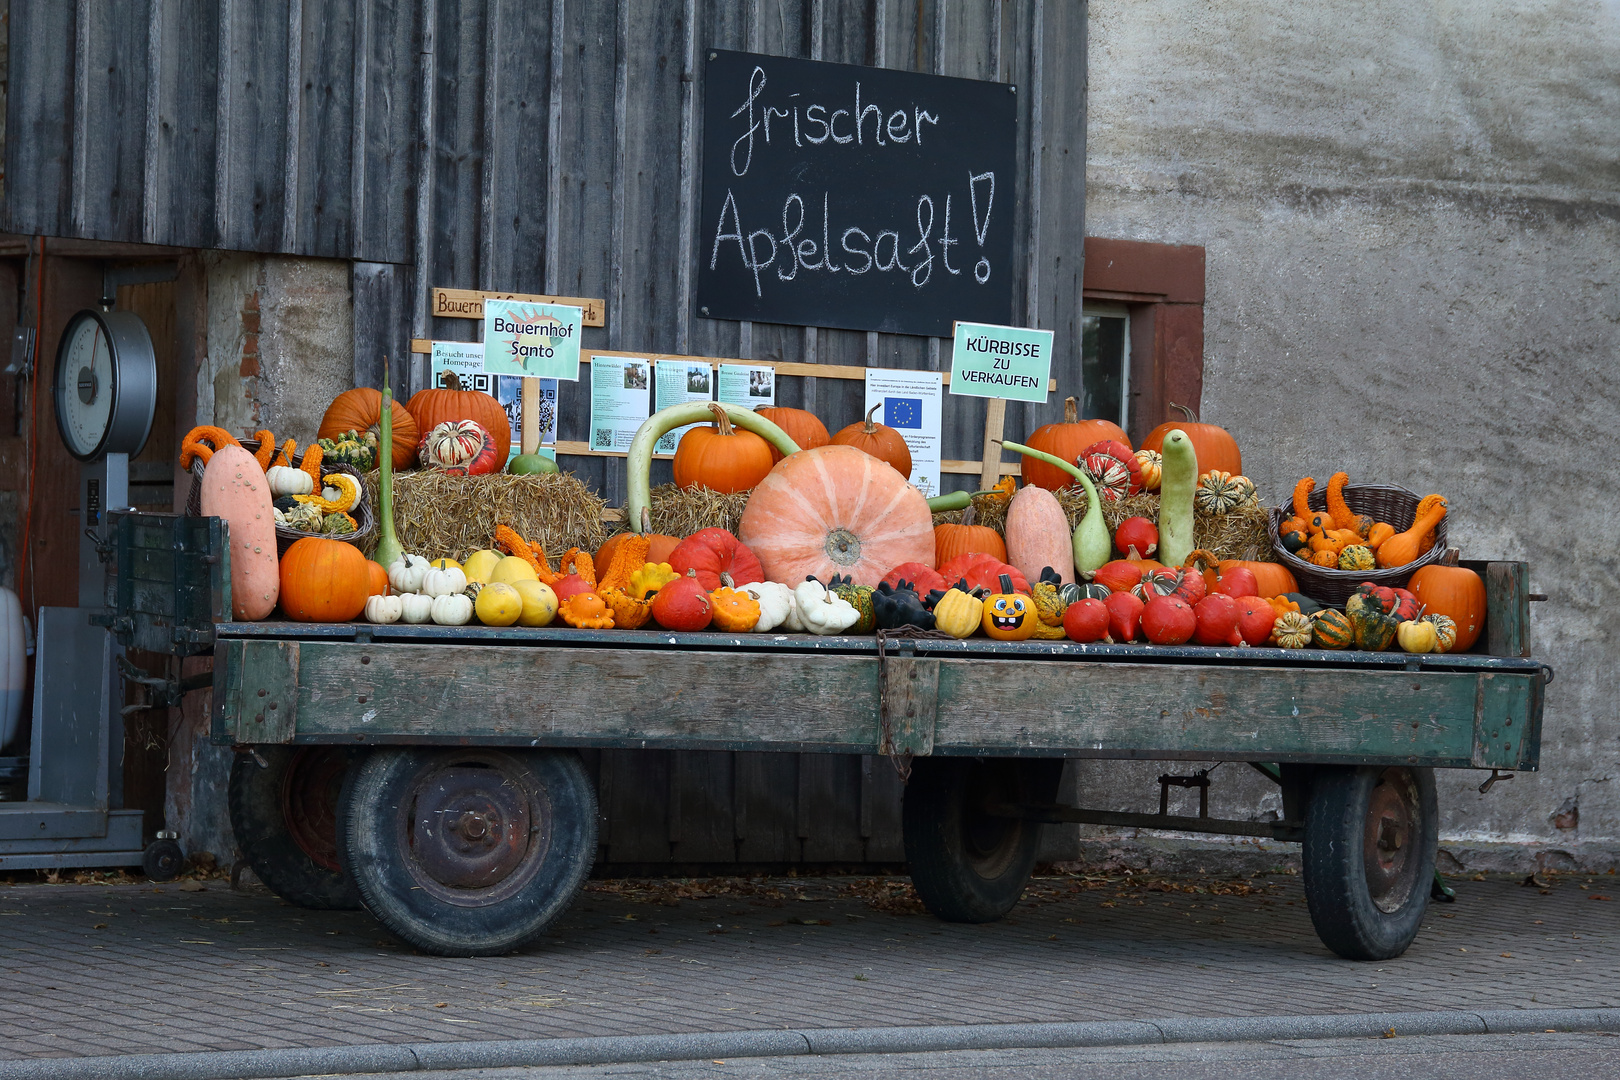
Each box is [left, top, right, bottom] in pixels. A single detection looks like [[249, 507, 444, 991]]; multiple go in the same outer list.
[[213, 639, 1540, 769]]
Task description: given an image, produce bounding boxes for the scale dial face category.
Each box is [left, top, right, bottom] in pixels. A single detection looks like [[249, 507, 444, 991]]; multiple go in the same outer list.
[[52, 309, 158, 462]]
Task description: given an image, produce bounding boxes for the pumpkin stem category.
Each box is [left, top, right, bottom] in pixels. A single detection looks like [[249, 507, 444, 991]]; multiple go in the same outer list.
[[707, 402, 735, 436], [1169, 401, 1198, 422], [1063, 396, 1078, 424], [440, 370, 463, 391], [1442, 547, 1460, 567], [961, 504, 977, 528], [862, 402, 881, 433]]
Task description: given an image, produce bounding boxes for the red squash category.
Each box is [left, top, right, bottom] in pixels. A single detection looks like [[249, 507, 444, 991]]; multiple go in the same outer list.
[[550, 574, 594, 603], [1234, 596, 1277, 646], [668, 528, 765, 591], [880, 562, 947, 596], [650, 569, 713, 630], [937, 552, 1030, 595], [1113, 517, 1158, 558], [1142, 595, 1196, 645], [1104, 591, 1145, 643], [1193, 594, 1245, 646], [1063, 599, 1112, 643], [1211, 566, 1259, 599], [1093, 559, 1144, 595], [1391, 587, 1422, 622]]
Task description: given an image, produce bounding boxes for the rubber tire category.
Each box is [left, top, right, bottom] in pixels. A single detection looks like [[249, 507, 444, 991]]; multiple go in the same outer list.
[[228, 746, 363, 910], [903, 757, 1063, 923], [1302, 765, 1438, 961], [341, 747, 597, 957], [142, 838, 185, 882]]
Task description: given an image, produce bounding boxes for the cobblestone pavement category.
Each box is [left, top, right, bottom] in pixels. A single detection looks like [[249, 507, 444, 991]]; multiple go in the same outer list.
[[0, 870, 1614, 1061]]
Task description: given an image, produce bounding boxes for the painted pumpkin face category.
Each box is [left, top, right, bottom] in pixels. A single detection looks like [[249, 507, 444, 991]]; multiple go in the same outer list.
[[982, 591, 1036, 641]]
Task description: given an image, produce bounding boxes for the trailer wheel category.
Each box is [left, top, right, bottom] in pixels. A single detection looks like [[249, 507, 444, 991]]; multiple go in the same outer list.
[[1302, 765, 1437, 961], [903, 757, 1062, 923], [341, 747, 597, 957], [228, 746, 361, 910]]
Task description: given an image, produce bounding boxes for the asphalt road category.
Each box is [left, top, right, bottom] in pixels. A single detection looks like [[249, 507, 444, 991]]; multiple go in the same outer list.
[[387, 1033, 1620, 1079]]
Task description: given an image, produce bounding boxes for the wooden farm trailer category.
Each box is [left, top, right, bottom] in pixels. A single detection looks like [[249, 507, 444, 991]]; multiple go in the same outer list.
[[107, 512, 1547, 961]]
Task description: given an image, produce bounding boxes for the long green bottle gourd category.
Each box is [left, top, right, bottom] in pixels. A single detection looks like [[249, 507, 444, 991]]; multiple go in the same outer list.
[[998, 441, 1111, 577], [373, 366, 404, 571], [1158, 429, 1197, 569]]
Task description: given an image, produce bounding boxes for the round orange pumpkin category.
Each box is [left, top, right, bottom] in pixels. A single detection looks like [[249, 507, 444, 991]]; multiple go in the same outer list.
[[673, 404, 775, 494], [738, 445, 935, 587], [1021, 397, 1131, 491], [406, 371, 513, 467], [1140, 403, 1242, 476], [279, 538, 370, 622], [1408, 555, 1486, 652], [933, 504, 1007, 566], [366, 560, 390, 597], [754, 407, 830, 464], [318, 388, 419, 470], [830, 404, 912, 480]]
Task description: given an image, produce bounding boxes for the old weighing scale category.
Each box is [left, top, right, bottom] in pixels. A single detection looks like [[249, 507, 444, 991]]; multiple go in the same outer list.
[[0, 301, 201, 878]]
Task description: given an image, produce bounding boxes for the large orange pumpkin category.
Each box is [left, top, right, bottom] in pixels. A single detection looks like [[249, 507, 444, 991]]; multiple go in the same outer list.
[[738, 445, 935, 586], [1217, 559, 1297, 600], [279, 538, 370, 622], [1021, 397, 1130, 491], [1140, 403, 1242, 476], [673, 404, 775, 493], [755, 407, 830, 465], [933, 504, 1007, 565], [406, 371, 513, 467], [318, 388, 419, 470], [831, 404, 912, 480], [1408, 554, 1487, 651]]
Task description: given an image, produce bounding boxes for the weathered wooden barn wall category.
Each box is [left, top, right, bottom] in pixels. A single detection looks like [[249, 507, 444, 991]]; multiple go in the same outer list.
[[6, 0, 1087, 868]]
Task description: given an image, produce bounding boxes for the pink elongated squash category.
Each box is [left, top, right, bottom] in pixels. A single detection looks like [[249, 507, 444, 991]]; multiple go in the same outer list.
[[1004, 484, 1074, 586], [201, 444, 279, 620]]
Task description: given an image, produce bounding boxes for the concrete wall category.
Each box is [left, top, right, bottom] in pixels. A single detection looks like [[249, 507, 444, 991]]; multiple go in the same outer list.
[[1081, 0, 1620, 871]]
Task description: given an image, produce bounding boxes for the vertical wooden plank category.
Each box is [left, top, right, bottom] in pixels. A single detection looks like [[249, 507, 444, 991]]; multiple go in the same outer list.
[[357, 0, 419, 266], [797, 753, 865, 862], [733, 751, 799, 862], [860, 755, 906, 861], [483, 0, 553, 293], [76, 0, 150, 240], [668, 751, 737, 863], [545, 0, 567, 295], [410, 0, 437, 392], [1485, 561, 1530, 658], [218, 0, 293, 251], [3, 1, 77, 234], [292, 0, 358, 258], [142, 0, 164, 244], [282, 0, 303, 251], [600, 748, 673, 864], [427, 2, 489, 297], [676, 0, 701, 354]]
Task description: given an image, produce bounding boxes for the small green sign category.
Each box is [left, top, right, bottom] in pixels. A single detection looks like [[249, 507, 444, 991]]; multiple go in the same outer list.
[[483, 299, 583, 381], [948, 321, 1053, 403]]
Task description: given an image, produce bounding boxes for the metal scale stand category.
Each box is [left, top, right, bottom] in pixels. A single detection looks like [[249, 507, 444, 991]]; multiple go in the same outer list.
[[0, 282, 185, 877]]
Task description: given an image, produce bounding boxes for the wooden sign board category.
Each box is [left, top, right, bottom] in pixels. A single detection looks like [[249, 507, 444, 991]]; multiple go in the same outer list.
[[432, 288, 605, 326]]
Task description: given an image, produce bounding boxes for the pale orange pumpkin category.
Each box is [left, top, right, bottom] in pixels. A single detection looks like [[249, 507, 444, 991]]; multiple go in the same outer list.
[[754, 407, 830, 464], [673, 403, 776, 493], [830, 404, 912, 480], [738, 445, 935, 586], [279, 538, 370, 622]]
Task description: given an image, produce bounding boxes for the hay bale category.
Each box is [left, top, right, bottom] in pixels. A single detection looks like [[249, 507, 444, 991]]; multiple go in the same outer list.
[[361, 471, 608, 563]]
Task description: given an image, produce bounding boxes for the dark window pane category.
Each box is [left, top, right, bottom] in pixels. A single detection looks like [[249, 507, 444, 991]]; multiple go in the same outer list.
[[1081, 314, 1126, 425]]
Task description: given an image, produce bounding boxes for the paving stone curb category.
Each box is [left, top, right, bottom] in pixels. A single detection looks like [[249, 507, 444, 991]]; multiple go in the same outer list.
[[1, 1009, 1616, 1080]]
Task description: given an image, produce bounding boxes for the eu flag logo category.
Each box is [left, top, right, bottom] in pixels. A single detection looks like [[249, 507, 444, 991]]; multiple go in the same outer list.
[[884, 396, 922, 429]]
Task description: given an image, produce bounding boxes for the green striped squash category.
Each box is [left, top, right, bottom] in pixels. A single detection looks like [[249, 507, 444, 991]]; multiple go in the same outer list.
[[1312, 609, 1353, 650]]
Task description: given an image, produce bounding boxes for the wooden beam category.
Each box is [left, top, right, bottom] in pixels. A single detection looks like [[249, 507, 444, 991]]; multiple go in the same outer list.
[[430, 287, 606, 326], [978, 398, 1008, 489]]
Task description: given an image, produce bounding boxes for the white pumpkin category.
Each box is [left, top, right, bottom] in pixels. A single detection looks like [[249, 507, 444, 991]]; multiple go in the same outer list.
[[429, 592, 474, 626], [388, 554, 430, 594], [364, 594, 403, 624], [422, 565, 468, 597], [399, 593, 434, 624], [266, 465, 314, 497], [742, 581, 797, 633], [793, 579, 859, 635]]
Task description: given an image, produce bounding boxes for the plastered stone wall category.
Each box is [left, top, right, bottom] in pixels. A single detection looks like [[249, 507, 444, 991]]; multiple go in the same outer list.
[[199, 254, 353, 445], [1077, 0, 1620, 870]]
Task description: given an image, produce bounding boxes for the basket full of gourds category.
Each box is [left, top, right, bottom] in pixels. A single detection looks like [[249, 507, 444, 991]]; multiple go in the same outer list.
[[1268, 473, 1449, 604]]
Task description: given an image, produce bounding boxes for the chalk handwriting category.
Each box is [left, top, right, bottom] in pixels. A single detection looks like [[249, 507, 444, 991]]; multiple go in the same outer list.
[[729, 65, 942, 178]]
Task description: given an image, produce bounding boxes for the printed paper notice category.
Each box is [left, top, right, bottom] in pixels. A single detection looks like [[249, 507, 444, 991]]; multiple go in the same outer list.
[[430, 341, 556, 461], [483, 299, 583, 380], [589, 356, 651, 452], [948, 321, 1053, 404], [654, 361, 714, 454], [864, 367, 943, 497], [718, 364, 775, 410]]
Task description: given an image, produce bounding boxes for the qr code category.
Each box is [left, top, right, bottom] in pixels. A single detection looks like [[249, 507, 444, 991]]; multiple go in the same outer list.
[[594, 427, 614, 448]]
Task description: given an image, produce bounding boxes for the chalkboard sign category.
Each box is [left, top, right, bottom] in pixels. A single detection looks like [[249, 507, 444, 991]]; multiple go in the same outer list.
[[696, 51, 1018, 338]]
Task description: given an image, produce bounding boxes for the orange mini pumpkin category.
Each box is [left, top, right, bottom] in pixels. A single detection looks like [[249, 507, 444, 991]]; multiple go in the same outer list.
[[673, 403, 775, 494], [980, 574, 1037, 641], [830, 403, 912, 480]]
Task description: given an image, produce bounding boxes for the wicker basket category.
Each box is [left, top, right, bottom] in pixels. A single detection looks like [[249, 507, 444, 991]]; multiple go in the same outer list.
[[186, 438, 375, 555], [1268, 483, 1447, 605]]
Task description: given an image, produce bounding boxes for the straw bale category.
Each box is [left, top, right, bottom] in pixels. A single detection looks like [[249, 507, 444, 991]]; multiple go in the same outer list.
[[361, 471, 608, 563]]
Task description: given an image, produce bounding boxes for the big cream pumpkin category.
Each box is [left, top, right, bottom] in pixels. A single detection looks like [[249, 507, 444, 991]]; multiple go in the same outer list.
[[1004, 484, 1075, 585], [738, 445, 934, 587], [201, 444, 280, 620]]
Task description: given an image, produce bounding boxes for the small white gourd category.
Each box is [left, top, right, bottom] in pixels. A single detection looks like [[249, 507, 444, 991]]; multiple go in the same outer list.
[[266, 465, 314, 497], [742, 581, 796, 633], [388, 554, 430, 594], [794, 579, 859, 635], [422, 565, 468, 597], [399, 593, 434, 624], [429, 592, 474, 626], [364, 594, 403, 624]]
